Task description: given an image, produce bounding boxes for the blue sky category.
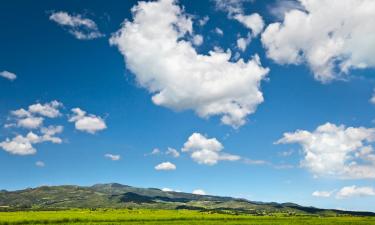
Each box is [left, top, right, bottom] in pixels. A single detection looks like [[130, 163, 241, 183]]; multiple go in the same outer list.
[[1, 0, 375, 211]]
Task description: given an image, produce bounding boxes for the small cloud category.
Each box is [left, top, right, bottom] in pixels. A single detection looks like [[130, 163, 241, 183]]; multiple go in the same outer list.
[[236, 34, 251, 52], [145, 148, 161, 156], [182, 133, 240, 165], [234, 13, 264, 37], [69, 108, 107, 134], [192, 189, 206, 195], [370, 89, 375, 105], [162, 188, 173, 192], [192, 34, 203, 46], [155, 161, 176, 171], [215, 27, 224, 36], [166, 147, 180, 158], [312, 190, 333, 198], [198, 16, 209, 26], [279, 149, 294, 157], [104, 153, 121, 161], [151, 148, 160, 155], [35, 161, 45, 167], [243, 158, 268, 165], [0, 71, 17, 81]]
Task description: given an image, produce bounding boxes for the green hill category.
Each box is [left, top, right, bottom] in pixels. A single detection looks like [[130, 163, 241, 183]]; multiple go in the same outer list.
[[0, 183, 373, 216]]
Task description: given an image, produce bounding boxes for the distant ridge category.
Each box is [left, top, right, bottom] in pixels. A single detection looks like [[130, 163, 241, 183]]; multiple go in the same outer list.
[[0, 183, 373, 216]]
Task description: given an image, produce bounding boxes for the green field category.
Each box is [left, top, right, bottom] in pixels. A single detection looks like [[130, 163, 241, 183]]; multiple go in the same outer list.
[[0, 209, 375, 225]]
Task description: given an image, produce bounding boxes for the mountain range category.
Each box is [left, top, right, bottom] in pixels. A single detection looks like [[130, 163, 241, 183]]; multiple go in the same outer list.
[[0, 183, 373, 216]]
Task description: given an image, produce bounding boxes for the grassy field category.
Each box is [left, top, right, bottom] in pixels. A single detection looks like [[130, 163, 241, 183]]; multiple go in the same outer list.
[[0, 209, 375, 225]]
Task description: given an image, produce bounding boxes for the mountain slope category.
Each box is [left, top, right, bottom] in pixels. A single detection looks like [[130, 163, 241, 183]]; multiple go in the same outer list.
[[0, 183, 373, 216]]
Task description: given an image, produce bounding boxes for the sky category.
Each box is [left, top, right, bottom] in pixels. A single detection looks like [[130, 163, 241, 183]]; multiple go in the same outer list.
[[1, 0, 375, 212]]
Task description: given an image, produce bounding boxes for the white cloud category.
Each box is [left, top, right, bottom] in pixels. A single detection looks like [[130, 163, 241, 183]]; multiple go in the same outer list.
[[155, 161, 176, 171], [276, 123, 375, 179], [28, 101, 62, 118], [182, 133, 240, 165], [166, 147, 180, 158], [198, 16, 209, 26], [336, 185, 375, 199], [69, 108, 106, 134], [312, 190, 333, 198], [370, 90, 375, 105], [150, 148, 161, 155], [110, 0, 269, 128], [11, 108, 31, 118], [0, 71, 17, 81], [214, 0, 264, 39], [49, 11, 104, 40], [234, 13, 264, 37], [0, 135, 36, 155], [267, 0, 305, 21], [215, 27, 223, 36], [104, 153, 121, 161], [262, 0, 375, 83], [192, 34, 203, 46], [162, 187, 174, 192], [192, 189, 206, 195], [10, 101, 62, 129], [213, 0, 253, 15], [36, 126, 63, 144], [2, 102, 64, 156], [0, 126, 63, 156], [237, 34, 251, 52], [35, 161, 45, 167], [17, 117, 44, 129]]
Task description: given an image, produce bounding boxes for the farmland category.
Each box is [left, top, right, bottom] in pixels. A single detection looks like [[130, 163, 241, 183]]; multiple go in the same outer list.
[[0, 209, 375, 225]]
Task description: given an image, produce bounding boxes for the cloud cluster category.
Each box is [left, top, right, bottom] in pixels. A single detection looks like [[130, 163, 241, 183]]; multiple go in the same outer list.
[[182, 133, 240, 165], [69, 108, 107, 134], [110, 0, 269, 128], [155, 161, 176, 171], [11, 101, 63, 129], [277, 123, 375, 179], [0, 126, 63, 155], [1, 102, 107, 155], [0, 71, 17, 81], [49, 11, 104, 40], [262, 0, 375, 83]]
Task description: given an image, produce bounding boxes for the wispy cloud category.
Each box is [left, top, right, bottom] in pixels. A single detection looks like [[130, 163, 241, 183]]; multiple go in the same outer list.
[[49, 11, 104, 40], [104, 153, 121, 161]]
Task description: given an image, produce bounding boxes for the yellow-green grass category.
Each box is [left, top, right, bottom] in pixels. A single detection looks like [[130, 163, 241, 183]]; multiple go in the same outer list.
[[0, 209, 375, 225]]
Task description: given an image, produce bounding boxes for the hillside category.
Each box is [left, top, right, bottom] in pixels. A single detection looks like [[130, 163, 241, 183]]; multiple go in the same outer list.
[[0, 183, 373, 216]]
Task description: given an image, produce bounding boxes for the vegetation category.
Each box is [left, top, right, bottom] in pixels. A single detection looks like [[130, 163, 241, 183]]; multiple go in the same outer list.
[[1, 209, 375, 225], [1, 183, 374, 224]]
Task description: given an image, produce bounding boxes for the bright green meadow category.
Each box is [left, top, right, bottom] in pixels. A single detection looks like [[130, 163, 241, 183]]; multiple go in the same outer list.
[[0, 209, 375, 225]]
